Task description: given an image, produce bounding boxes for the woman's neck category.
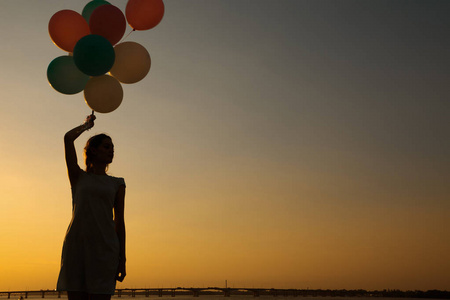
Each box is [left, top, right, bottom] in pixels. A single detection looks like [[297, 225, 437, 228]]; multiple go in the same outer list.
[[88, 164, 107, 175]]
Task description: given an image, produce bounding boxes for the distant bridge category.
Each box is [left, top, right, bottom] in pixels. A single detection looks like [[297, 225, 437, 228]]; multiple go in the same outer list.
[[116, 287, 306, 297], [0, 288, 316, 298]]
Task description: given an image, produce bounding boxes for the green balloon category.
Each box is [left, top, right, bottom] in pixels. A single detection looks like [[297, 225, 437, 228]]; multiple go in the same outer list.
[[73, 34, 115, 76], [47, 56, 90, 95], [82, 0, 111, 23]]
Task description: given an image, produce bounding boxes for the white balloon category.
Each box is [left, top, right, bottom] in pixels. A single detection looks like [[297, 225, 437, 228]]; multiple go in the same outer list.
[[110, 41, 151, 84], [84, 75, 123, 113]]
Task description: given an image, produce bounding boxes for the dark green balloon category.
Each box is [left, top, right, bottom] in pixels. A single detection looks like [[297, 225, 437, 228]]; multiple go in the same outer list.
[[47, 56, 90, 95], [73, 34, 115, 76], [82, 0, 111, 23]]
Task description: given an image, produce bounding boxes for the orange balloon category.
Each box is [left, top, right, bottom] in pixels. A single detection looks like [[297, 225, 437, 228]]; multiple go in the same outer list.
[[110, 42, 151, 84], [49, 10, 90, 52], [84, 75, 123, 113], [125, 0, 165, 31]]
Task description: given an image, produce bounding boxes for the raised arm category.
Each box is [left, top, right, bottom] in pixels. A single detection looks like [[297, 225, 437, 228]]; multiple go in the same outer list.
[[64, 115, 95, 187]]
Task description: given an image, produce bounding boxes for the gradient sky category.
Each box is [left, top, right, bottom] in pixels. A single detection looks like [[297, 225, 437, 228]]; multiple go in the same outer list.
[[0, 0, 449, 292]]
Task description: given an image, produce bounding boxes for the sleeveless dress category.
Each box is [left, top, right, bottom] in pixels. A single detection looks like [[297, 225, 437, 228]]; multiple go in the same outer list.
[[57, 170, 126, 295]]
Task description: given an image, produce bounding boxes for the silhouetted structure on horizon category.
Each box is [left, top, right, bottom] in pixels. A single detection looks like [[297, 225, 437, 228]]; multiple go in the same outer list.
[[0, 288, 449, 299]]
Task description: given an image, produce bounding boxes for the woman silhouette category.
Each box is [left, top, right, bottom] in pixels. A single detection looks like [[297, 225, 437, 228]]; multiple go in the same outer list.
[[57, 115, 126, 300]]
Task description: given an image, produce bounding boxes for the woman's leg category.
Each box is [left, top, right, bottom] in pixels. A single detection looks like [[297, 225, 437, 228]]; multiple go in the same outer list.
[[89, 294, 112, 300], [67, 292, 89, 300]]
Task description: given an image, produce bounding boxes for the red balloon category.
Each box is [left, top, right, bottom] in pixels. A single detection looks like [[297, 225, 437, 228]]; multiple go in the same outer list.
[[125, 0, 165, 31], [89, 5, 126, 46], [49, 10, 90, 52]]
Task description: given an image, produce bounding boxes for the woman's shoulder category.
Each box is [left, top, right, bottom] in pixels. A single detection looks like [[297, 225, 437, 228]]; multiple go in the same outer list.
[[83, 170, 125, 187], [108, 174, 126, 187]]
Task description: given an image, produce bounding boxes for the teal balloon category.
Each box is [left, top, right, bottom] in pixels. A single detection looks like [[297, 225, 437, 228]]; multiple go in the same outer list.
[[73, 34, 115, 76], [47, 56, 90, 95], [82, 0, 111, 23]]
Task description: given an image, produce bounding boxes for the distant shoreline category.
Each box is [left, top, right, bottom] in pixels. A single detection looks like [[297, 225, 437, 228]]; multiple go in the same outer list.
[[0, 289, 449, 299]]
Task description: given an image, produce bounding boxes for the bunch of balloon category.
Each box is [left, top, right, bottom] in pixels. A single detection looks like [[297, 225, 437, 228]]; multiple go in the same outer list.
[[47, 0, 164, 113]]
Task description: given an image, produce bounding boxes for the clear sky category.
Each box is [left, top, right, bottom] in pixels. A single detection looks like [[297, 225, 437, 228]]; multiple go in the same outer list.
[[0, 0, 449, 292]]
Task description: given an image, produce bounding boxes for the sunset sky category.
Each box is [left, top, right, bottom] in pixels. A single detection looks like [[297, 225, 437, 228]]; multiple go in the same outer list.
[[0, 0, 449, 292]]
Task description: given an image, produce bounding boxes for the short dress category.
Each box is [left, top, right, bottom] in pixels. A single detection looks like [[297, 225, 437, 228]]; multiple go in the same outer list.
[[57, 170, 126, 295]]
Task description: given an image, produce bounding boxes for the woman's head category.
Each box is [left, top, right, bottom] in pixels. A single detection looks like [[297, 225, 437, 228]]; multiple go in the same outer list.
[[84, 134, 114, 172]]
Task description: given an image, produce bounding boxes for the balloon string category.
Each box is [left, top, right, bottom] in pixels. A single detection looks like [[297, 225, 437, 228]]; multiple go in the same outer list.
[[120, 28, 135, 44]]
